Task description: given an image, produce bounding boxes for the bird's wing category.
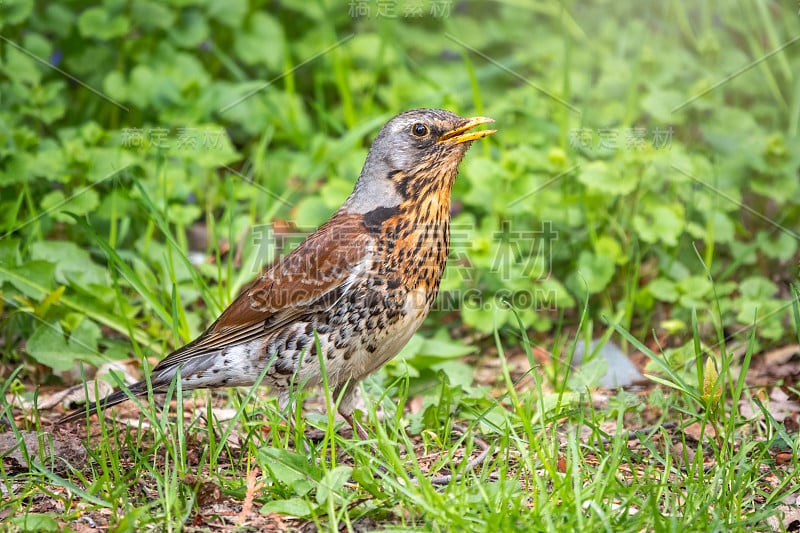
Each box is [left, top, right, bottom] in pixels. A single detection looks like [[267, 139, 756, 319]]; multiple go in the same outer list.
[[153, 211, 371, 369]]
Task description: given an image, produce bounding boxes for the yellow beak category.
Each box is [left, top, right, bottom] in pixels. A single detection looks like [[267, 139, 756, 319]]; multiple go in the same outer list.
[[437, 116, 496, 144]]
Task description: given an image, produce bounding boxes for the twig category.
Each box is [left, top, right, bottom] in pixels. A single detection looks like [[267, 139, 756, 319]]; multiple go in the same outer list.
[[598, 421, 678, 445], [428, 424, 493, 485], [236, 467, 263, 525]]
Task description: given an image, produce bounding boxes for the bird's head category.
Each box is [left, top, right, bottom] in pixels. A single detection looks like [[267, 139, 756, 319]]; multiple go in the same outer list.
[[345, 109, 495, 213]]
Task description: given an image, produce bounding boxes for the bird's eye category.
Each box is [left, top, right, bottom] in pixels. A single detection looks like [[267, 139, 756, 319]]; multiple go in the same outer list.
[[411, 123, 429, 137]]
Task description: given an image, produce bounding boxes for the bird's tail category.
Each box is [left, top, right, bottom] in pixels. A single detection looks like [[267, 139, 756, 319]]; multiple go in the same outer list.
[[59, 379, 155, 424]]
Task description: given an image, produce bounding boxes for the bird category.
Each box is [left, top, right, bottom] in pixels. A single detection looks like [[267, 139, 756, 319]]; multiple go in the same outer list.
[[60, 109, 496, 439]]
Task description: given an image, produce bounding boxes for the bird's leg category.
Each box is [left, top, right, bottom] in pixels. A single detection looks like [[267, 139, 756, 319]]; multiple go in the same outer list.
[[278, 392, 305, 441], [333, 381, 369, 440], [339, 410, 369, 440]]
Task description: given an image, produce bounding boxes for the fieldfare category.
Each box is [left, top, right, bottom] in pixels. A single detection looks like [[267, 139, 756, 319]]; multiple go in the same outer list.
[[61, 109, 496, 439]]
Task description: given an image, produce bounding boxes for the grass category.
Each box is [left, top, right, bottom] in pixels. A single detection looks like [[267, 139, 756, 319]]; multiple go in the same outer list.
[[2, 295, 799, 531], [2, 1, 800, 531]]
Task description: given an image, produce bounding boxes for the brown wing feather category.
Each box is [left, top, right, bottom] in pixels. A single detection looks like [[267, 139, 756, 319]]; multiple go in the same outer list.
[[153, 211, 371, 369]]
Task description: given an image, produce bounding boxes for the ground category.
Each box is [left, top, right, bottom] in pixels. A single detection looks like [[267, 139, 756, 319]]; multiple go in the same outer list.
[[3, 342, 800, 531]]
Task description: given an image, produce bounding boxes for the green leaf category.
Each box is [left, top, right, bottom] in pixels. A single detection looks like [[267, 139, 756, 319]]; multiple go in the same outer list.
[[77, 7, 130, 40], [461, 156, 508, 209], [533, 278, 575, 309], [30, 240, 108, 286], [460, 297, 512, 333], [167, 125, 240, 168], [130, 180, 220, 313], [633, 204, 684, 246], [738, 276, 777, 300], [102, 71, 128, 102], [0, 238, 20, 267], [594, 235, 626, 265], [705, 210, 735, 243], [39, 188, 100, 222], [258, 448, 322, 490], [316, 466, 352, 505], [572, 251, 615, 294], [127, 65, 156, 108], [86, 147, 137, 183], [165, 203, 202, 226], [26, 81, 67, 124], [568, 356, 609, 391], [207, 0, 248, 27], [735, 300, 785, 340], [4, 42, 41, 85], [69, 316, 102, 353], [0, 263, 158, 353], [578, 161, 638, 195], [757, 230, 798, 261], [31, 143, 66, 182], [0, 0, 34, 26], [10, 513, 59, 533], [393, 334, 425, 360], [418, 338, 475, 358], [4, 261, 56, 297], [293, 196, 332, 228], [431, 361, 475, 390], [73, 218, 173, 327], [640, 89, 685, 123], [260, 498, 313, 518], [35, 286, 65, 316], [234, 13, 285, 70], [647, 278, 678, 302], [22, 32, 52, 62], [130, 1, 176, 30], [26, 322, 80, 371], [676, 276, 712, 298], [399, 337, 476, 373], [42, 4, 75, 37], [0, 153, 33, 185], [170, 9, 209, 48]]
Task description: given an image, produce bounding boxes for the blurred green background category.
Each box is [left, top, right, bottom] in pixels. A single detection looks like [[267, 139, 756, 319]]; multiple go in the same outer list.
[[1, 0, 798, 384]]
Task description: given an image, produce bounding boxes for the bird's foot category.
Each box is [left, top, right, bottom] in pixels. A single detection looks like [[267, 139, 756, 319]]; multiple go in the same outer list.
[[340, 411, 369, 440]]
